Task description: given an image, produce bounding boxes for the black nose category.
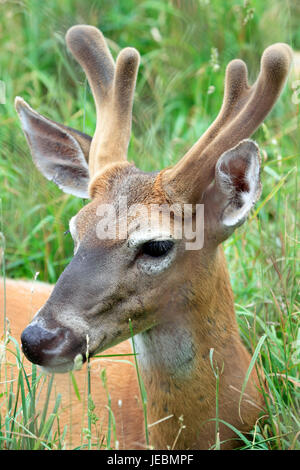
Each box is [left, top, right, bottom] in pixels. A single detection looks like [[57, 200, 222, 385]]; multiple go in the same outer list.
[[21, 323, 68, 366]]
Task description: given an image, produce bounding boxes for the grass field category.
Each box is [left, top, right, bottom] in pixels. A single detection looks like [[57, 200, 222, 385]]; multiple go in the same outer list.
[[0, 0, 299, 449]]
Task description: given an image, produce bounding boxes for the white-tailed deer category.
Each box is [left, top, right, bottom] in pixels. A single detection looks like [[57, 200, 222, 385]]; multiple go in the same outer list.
[[1, 25, 292, 449]]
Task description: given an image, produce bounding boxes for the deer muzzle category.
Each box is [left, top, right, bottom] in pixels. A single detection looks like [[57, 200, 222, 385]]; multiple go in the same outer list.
[[21, 322, 84, 373]]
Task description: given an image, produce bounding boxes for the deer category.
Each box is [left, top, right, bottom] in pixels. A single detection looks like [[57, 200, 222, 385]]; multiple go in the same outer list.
[[0, 25, 292, 450]]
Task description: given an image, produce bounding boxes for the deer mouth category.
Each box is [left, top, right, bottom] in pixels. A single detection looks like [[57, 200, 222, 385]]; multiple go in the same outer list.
[[40, 333, 109, 374]]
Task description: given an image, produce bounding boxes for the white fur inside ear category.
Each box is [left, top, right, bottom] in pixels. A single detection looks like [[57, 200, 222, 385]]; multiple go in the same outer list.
[[216, 140, 261, 228]]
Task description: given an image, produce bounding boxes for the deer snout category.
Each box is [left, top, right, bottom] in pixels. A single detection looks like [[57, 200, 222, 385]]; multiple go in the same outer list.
[[21, 323, 81, 369]]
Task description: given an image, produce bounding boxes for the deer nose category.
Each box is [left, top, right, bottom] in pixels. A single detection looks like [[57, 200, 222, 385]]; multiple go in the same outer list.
[[21, 323, 69, 366]]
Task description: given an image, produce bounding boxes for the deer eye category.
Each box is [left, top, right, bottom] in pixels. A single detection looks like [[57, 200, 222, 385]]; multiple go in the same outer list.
[[141, 240, 174, 257]]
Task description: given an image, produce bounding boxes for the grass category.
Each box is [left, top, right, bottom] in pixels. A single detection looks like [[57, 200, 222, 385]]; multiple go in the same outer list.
[[0, 334, 66, 450], [0, 0, 299, 450]]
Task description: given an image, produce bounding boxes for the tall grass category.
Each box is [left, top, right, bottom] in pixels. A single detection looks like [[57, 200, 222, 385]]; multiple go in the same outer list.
[[0, 0, 299, 449], [0, 333, 66, 450]]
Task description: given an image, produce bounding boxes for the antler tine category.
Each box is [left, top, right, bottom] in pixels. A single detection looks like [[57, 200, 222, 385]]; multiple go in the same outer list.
[[187, 59, 251, 157], [66, 25, 140, 176], [162, 43, 292, 203]]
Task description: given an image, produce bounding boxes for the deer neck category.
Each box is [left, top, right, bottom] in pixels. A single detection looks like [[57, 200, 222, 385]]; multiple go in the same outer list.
[[133, 246, 261, 449]]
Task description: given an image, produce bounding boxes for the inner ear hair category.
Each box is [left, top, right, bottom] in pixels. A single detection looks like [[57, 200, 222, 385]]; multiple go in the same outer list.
[[215, 139, 262, 229]]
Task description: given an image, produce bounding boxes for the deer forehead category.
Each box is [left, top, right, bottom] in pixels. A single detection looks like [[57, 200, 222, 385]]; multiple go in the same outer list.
[[74, 163, 170, 241]]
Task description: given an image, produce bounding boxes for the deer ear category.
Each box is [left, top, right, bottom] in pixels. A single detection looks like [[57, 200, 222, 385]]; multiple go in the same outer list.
[[15, 97, 91, 198], [206, 139, 261, 237]]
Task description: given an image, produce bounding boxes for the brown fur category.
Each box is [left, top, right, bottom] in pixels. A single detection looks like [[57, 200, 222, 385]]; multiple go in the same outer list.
[[88, 162, 134, 199], [140, 247, 265, 449]]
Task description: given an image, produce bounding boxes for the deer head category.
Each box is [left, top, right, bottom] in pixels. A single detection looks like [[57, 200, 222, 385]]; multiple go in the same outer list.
[[16, 25, 292, 374]]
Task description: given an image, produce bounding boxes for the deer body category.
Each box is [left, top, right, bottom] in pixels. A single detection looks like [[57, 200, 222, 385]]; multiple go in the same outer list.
[[2, 25, 292, 449]]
